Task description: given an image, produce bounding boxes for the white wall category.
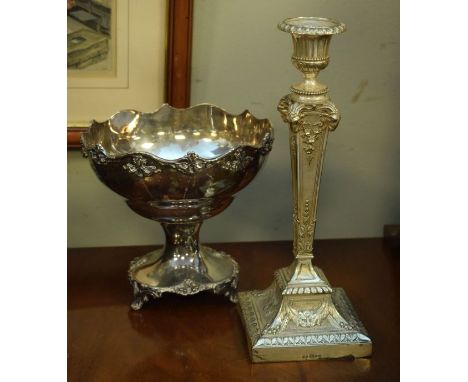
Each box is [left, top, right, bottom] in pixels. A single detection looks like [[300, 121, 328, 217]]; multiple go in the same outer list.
[[67, 0, 399, 248]]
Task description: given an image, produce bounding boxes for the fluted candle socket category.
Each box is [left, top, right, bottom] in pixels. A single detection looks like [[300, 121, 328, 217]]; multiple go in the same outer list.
[[278, 17, 346, 95]]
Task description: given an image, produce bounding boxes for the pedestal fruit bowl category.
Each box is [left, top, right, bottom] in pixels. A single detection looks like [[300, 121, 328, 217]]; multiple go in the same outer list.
[[81, 103, 274, 309]]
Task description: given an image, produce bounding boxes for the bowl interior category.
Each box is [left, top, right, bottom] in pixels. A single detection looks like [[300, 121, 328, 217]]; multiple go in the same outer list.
[[98, 104, 271, 160]]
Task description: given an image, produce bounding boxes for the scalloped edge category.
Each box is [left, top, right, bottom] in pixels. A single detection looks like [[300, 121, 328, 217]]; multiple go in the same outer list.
[[81, 103, 274, 163], [81, 141, 272, 169]]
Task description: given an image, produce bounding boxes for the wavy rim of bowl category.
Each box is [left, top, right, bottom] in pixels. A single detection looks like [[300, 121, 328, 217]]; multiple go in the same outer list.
[[81, 103, 274, 163]]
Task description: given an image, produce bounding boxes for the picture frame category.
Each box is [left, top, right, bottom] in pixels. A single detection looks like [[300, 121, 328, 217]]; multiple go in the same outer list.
[[67, 0, 193, 148], [67, 0, 129, 89]]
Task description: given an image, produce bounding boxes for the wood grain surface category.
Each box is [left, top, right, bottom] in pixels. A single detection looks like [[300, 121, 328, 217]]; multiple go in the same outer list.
[[68, 239, 399, 381]]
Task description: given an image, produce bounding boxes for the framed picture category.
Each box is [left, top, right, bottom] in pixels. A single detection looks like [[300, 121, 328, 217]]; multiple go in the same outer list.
[[67, 0, 193, 147], [67, 0, 129, 88]]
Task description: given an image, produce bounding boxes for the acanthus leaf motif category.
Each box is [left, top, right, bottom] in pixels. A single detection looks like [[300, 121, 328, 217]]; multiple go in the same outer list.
[[83, 144, 109, 165], [168, 152, 208, 175], [221, 149, 253, 172], [260, 132, 274, 155], [122, 154, 161, 177], [294, 200, 315, 257], [288, 301, 333, 328]]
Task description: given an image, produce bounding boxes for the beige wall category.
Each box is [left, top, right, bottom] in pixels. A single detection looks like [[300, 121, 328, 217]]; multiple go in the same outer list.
[[68, 0, 399, 248]]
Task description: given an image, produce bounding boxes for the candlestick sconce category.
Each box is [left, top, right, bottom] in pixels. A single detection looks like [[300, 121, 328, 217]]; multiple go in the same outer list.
[[238, 17, 372, 362]]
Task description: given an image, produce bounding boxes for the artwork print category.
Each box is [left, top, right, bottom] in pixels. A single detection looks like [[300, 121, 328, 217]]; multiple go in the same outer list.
[[67, 0, 115, 72]]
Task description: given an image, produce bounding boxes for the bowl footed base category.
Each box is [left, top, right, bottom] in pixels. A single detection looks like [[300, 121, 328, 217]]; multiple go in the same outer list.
[[129, 245, 239, 310]]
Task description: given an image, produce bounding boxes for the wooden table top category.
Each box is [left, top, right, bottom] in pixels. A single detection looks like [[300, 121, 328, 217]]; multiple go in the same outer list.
[[68, 238, 399, 382]]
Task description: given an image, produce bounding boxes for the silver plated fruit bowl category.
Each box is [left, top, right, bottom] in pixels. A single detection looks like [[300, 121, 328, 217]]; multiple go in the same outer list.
[[81, 103, 273, 309]]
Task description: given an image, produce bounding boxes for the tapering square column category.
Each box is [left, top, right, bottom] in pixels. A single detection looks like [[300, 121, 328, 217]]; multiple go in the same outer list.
[[238, 17, 372, 363]]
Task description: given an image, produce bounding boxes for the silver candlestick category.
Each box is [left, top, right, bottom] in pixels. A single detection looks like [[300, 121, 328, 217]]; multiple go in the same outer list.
[[238, 17, 372, 362]]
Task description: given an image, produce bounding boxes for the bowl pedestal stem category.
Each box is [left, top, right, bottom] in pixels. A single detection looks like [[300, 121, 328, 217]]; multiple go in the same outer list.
[[128, 221, 239, 310]]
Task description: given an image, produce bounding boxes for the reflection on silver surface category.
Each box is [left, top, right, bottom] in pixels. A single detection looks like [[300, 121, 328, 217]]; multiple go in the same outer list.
[[82, 103, 274, 309], [139, 137, 234, 160]]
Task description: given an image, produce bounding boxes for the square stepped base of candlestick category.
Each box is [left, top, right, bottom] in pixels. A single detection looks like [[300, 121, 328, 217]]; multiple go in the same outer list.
[[238, 286, 372, 363]]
